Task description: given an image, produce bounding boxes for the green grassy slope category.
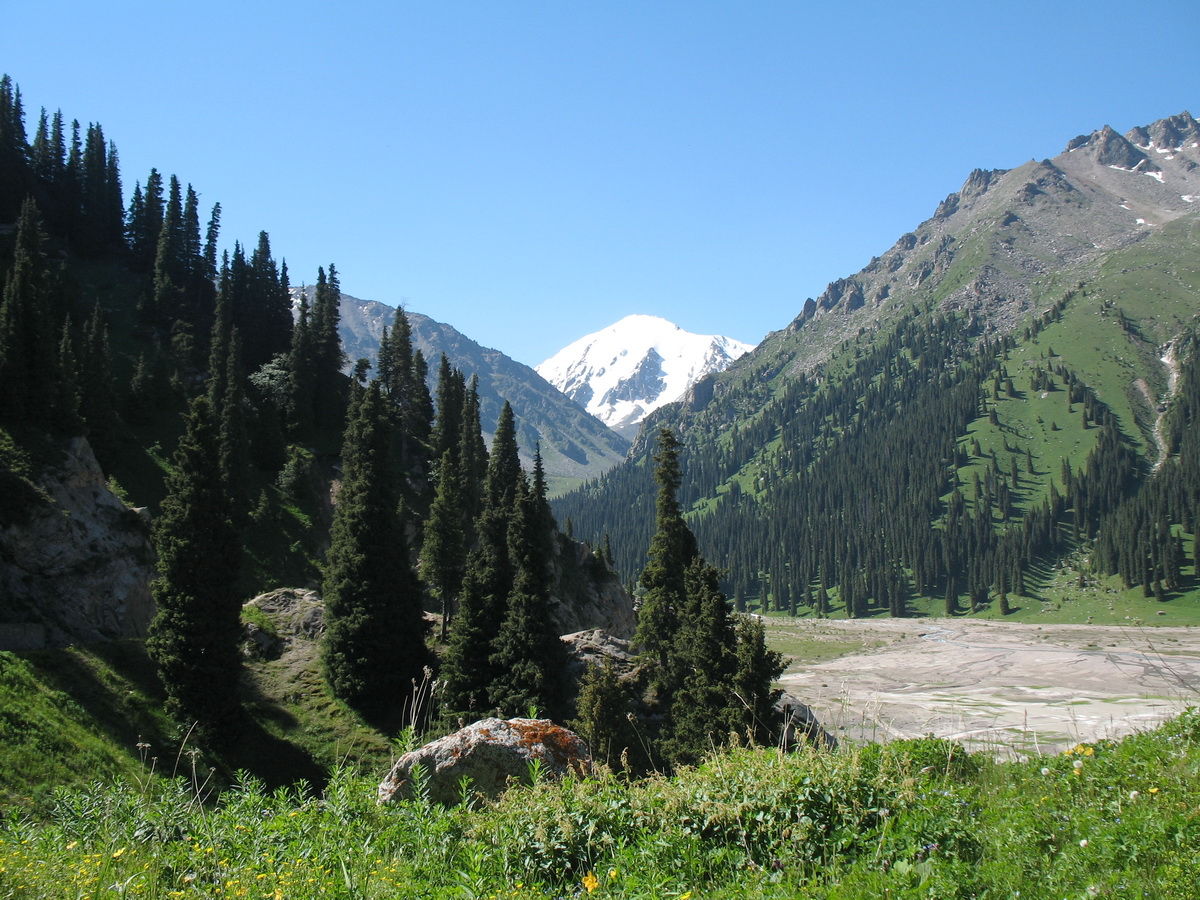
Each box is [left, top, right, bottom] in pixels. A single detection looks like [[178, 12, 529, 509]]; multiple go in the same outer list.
[[2, 709, 1197, 898]]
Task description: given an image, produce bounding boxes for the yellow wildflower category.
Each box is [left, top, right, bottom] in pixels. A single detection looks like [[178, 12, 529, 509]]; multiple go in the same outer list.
[[582, 871, 599, 893]]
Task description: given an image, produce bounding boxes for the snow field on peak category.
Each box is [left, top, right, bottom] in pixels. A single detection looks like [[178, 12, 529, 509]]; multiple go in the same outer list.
[[537, 314, 753, 433]]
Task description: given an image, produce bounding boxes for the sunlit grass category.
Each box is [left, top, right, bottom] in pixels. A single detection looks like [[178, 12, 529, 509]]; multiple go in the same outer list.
[[3, 710, 1197, 898]]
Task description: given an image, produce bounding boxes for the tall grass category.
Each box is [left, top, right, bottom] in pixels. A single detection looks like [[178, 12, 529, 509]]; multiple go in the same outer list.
[[2, 710, 1197, 898]]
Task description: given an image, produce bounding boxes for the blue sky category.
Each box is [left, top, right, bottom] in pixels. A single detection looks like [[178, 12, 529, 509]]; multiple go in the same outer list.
[[4, 1, 1197, 367]]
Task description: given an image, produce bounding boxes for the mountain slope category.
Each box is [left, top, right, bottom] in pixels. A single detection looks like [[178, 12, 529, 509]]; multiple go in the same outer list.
[[325, 290, 630, 491], [536, 314, 752, 438], [554, 111, 1200, 621]]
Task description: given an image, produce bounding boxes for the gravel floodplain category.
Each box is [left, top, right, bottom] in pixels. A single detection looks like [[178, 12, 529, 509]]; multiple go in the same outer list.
[[775, 618, 1200, 754]]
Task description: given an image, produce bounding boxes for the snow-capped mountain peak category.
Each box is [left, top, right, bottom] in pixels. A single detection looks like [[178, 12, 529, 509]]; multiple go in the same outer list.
[[536, 314, 753, 438]]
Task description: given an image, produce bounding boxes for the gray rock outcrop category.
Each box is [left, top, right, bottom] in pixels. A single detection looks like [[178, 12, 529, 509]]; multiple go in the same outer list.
[[378, 717, 592, 805], [0, 437, 155, 648], [549, 536, 635, 638], [241, 588, 325, 660], [776, 692, 838, 752]]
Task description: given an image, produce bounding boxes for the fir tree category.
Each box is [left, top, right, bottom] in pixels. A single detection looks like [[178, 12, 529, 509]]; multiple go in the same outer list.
[[570, 660, 634, 770], [440, 405, 523, 714], [76, 303, 120, 464], [489, 453, 564, 717], [0, 198, 60, 429], [730, 614, 784, 745], [311, 265, 346, 428], [431, 354, 464, 463], [322, 382, 430, 711], [285, 288, 315, 436], [661, 556, 737, 766], [633, 428, 698, 679], [421, 448, 467, 642], [146, 395, 242, 738]]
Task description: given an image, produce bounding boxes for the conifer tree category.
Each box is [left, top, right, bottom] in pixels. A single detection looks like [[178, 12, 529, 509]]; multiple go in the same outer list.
[[661, 556, 738, 765], [311, 265, 346, 428], [440, 403, 523, 714], [0, 75, 30, 222], [421, 448, 466, 642], [76, 303, 120, 464], [286, 289, 315, 436], [489, 450, 564, 717], [570, 660, 634, 770], [458, 374, 488, 525], [0, 198, 59, 428], [634, 428, 698, 679], [730, 614, 784, 744], [485, 401, 522, 509], [127, 168, 164, 273], [146, 394, 242, 738], [53, 319, 82, 434], [431, 354, 464, 464], [322, 381, 430, 710], [207, 300, 249, 526], [151, 175, 186, 326]]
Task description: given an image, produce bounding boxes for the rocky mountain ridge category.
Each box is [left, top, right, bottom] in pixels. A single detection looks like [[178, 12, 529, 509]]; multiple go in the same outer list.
[[753, 110, 1200, 381], [300, 289, 631, 487]]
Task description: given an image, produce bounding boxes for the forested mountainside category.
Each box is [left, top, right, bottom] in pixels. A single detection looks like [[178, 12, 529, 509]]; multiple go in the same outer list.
[[321, 288, 630, 489], [0, 75, 780, 775], [555, 112, 1200, 617], [0, 75, 602, 719]]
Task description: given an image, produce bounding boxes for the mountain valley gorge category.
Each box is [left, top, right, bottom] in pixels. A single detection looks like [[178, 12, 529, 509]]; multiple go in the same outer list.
[[1, 64, 1200, 899]]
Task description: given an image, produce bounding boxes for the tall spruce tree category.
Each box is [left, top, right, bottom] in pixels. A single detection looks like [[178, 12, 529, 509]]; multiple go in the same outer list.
[[421, 448, 467, 642], [146, 395, 242, 738], [76, 303, 120, 465], [632, 427, 781, 768], [661, 556, 738, 765], [488, 450, 565, 717], [439, 402, 523, 714], [730, 614, 784, 745], [322, 381, 430, 711], [0, 198, 60, 429], [0, 75, 30, 222], [311, 265, 346, 428], [633, 428, 698, 680]]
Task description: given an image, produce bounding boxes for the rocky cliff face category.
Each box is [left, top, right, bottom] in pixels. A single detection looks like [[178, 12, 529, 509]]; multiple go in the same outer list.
[[0, 438, 155, 649], [548, 533, 635, 638]]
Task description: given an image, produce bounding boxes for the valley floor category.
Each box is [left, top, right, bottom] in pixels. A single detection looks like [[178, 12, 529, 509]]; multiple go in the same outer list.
[[773, 618, 1200, 754]]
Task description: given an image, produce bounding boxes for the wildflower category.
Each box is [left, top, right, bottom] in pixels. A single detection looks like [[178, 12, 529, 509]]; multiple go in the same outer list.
[[1073, 760, 1084, 770], [1079, 839, 1089, 848], [1149, 787, 1159, 794], [1129, 790, 1139, 800], [582, 871, 599, 894], [608, 868, 618, 881], [1041, 767, 1051, 776]]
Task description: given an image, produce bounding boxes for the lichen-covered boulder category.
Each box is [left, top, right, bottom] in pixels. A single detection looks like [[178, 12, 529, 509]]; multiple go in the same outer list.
[[378, 717, 592, 806]]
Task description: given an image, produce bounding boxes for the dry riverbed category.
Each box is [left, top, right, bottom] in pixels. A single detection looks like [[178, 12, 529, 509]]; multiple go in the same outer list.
[[770, 617, 1200, 755]]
